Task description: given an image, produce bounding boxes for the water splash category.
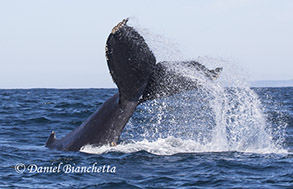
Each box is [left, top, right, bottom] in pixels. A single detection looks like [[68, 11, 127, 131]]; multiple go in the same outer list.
[[127, 17, 184, 63], [82, 60, 287, 155], [81, 20, 287, 155]]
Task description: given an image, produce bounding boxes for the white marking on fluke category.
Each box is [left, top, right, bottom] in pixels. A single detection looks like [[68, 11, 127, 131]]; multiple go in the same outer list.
[[111, 18, 129, 34]]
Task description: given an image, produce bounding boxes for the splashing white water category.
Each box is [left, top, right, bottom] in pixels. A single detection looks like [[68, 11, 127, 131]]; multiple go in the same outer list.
[[81, 19, 287, 155], [81, 136, 286, 155], [127, 17, 185, 63], [82, 60, 287, 155]]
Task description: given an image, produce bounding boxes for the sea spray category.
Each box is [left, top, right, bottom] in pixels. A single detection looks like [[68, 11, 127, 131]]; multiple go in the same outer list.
[[82, 59, 287, 155]]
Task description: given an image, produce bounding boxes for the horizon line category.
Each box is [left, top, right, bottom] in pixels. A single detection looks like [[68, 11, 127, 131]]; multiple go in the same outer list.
[[1, 79, 292, 89]]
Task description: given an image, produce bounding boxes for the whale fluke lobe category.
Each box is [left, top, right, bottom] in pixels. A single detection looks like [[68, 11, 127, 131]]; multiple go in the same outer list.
[[106, 19, 156, 102], [140, 61, 222, 102], [45, 18, 223, 151]]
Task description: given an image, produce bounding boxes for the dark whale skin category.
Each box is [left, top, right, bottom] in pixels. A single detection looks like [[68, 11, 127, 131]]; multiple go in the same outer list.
[[46, 19, 156, 151], [46, 93, 138, 151], [141, 61, 222, 102]]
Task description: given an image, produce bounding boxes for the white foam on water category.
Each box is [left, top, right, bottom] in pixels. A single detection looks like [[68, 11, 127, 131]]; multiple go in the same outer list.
[[81, 19, 288, 155], [81, 136, 287, 155]]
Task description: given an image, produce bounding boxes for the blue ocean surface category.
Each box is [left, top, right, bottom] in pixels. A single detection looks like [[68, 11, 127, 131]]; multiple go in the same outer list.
[[0, 88, 292, 188]]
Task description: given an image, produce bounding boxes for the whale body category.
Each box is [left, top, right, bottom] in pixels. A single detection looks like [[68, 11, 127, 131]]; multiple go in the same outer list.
[[45, 18, 222, 151]]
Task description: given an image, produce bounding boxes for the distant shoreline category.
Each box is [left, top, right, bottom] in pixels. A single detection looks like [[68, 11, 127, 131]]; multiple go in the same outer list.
[[250, 79, 293, 88]]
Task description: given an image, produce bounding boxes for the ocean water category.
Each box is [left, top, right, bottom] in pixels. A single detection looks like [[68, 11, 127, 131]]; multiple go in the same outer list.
[[0, 87, 292, 188]]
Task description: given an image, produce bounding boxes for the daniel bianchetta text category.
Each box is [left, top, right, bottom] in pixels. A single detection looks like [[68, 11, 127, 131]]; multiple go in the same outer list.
[[15, 162, 116, 174]]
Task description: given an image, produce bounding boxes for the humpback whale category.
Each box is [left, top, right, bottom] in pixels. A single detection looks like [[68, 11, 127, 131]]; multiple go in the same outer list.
[[45, 18, 222, 151]]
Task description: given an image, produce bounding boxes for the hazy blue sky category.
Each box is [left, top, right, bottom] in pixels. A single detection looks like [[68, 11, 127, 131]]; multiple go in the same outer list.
[[0, 0, 292, 88]]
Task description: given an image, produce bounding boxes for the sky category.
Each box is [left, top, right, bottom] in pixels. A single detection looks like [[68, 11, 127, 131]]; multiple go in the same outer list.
[[0, 0, 292, 88]]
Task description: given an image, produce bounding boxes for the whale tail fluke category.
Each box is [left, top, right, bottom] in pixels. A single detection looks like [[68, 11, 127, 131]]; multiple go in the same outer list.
[[44, 19, 157, 151], [105, 18, 156, 103], [139, 61, 223, 103]]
